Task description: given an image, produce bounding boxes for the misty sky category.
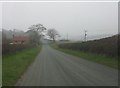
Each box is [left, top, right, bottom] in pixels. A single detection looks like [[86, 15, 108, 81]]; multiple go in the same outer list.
[[1, 1, 118, 40]]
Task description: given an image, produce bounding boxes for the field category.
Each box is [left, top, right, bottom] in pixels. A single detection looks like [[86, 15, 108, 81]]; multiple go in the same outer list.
[[2, 47, 41, 86]]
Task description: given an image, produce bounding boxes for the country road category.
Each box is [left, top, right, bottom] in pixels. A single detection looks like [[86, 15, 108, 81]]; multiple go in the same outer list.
[[16, 40, 118, 86]]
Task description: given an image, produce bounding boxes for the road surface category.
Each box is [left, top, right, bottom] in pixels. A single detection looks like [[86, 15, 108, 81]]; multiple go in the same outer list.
[[16, 40, 118, 86]]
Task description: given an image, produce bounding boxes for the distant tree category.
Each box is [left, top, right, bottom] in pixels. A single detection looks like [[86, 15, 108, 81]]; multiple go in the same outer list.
[[2, 32, 7, 44], [47, 28, 59, 42], [28, 24, 46, 33], [27, 30, 40, 45], [27, 24, 46, 45], [2, 29, 12, 44]]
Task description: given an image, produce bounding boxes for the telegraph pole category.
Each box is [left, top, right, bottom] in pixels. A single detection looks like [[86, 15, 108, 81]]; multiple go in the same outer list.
[[84, 30, 87, 42], [67, 33, 68, 40], [13, 29, 16, 38]]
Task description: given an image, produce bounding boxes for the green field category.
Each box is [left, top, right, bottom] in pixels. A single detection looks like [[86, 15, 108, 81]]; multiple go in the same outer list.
[[3, 46, 41, 86], [52, 44, 118, 69]]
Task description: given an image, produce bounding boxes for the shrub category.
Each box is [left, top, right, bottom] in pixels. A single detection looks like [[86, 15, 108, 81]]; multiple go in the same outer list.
[[58, 35, 118, 58], [2, 44, 37, 55]]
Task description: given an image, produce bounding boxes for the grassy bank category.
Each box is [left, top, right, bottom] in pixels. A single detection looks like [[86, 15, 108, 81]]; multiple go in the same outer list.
[[52, 44, 118, 69], [3, 46, 41, 86]]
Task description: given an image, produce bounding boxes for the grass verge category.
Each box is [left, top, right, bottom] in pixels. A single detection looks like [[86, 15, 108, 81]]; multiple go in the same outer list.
[[2, 46, 41, 86], [51, 43, 118, 69], [0, 56, 2, 87]]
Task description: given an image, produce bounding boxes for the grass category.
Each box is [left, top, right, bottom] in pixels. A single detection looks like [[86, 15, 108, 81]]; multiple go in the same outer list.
[[2, 46, 41, 86], [51, 43, 118, 69], [0, 56, 2, 87]]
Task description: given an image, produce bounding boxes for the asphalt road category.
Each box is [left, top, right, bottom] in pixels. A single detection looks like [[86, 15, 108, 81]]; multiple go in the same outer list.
[[16, 40, 118, 86]]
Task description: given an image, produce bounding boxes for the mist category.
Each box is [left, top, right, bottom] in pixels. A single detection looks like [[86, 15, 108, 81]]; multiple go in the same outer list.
[[1, 2, 118, 41]]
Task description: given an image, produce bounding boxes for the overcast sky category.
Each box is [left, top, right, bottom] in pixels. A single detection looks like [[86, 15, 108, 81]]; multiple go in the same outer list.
[[1, 1, 118, 40]]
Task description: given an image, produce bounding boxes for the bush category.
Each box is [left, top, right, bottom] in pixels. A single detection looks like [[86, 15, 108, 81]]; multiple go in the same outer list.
[[2, 44, 37, 55], [58, 35, 118, 58]]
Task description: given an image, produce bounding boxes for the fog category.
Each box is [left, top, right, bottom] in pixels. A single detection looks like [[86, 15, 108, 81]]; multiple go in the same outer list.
[[1, 1, 118, 41]]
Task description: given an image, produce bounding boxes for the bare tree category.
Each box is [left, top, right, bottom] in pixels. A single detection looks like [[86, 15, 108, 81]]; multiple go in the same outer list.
[[47, 28, 59, 42]]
